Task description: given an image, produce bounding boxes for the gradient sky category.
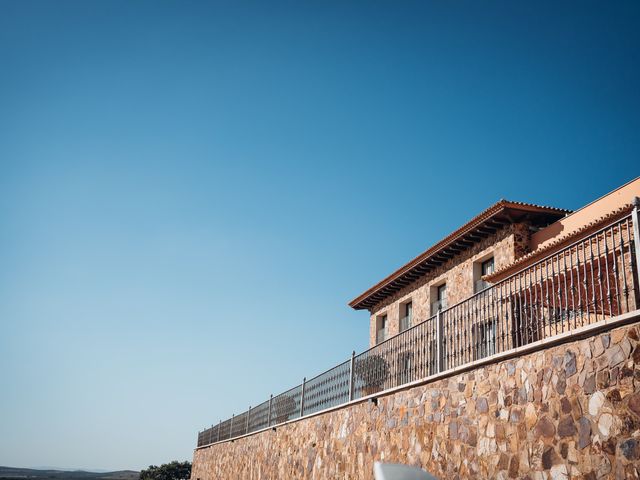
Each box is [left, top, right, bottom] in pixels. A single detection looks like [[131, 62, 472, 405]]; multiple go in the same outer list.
[[1, 0, 638, 472]]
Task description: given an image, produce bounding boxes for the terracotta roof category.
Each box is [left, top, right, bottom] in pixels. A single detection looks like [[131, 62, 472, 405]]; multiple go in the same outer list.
[[349, 200, 571, 311], [483, 203, 634, 283]]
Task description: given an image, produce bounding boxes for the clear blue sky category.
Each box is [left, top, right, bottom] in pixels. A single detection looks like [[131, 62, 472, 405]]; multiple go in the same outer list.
[[0, 0, 638, 472]]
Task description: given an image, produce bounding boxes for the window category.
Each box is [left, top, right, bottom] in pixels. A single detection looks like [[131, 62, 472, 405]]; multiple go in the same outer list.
[[438, 284, 447, 303], [474, 256, 494, 293], [482, 257, 495, 276], [376, 314, 388, 344], [400, 301, 412, 332], [431, 283, 447, 314]]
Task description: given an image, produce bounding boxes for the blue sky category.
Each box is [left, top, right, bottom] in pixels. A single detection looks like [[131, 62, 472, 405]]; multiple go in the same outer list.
[[0, 0, 638, 471]]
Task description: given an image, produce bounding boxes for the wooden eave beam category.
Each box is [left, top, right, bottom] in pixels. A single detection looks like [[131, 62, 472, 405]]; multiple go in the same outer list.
[[485, 220, 507, 228], [455, 239, 475, 247]]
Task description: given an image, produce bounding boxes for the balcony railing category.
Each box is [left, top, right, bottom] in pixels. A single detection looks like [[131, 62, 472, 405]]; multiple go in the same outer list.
[[197, 211, 640, 448], [399, 315, 412, 332], [376, 328, 387, 344], [430, 299, 446, 315], [474, 279, 491, 293]]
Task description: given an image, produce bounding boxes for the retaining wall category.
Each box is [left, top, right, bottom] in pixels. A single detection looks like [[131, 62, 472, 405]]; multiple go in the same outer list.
[[192, 317, 640, 479]]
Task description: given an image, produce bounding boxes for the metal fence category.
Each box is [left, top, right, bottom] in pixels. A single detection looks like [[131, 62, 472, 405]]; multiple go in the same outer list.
[[197, 211, 640, 447]]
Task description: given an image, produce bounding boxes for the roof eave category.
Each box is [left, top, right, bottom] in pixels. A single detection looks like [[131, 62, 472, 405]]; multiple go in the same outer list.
[[349, 200, 570, 311]]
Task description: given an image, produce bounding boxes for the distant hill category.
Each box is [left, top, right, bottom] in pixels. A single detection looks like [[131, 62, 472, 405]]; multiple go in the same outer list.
[[0, 467, 139, 480]]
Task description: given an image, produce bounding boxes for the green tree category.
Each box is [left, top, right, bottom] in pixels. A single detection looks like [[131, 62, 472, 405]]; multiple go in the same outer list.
[[140, 461, 191, 480]]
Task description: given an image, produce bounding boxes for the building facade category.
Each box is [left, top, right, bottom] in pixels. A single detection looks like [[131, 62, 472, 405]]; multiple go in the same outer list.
[[349, 201, 568, 347], [350, 178, 640, 353]]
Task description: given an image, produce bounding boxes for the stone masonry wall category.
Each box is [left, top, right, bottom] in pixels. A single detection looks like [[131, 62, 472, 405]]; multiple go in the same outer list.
[[192, 319, 640, 480]]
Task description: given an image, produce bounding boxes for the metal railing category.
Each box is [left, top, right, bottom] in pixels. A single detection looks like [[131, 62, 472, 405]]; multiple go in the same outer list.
[[197, 210, 640, 448], [430, 300, 446, 315], [474, 279, 491, 293], [399, 315, 412, 332]]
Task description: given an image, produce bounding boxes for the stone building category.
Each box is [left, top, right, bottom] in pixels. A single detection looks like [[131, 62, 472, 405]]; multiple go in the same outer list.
[[350, 178, 640, 350], [348, 201, 569, 348], [192, 177, 640, 480]]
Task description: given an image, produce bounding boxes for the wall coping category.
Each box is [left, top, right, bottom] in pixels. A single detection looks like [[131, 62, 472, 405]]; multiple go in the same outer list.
[[195, 308, 640, 451]]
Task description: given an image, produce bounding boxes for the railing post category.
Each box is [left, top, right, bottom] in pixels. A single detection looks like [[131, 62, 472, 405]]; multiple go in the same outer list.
[[230, 414, 234, 438], [436, 307, 443, 373], [246, 406, 251, 434], [267, 394, 273, 426], [348, 350, 355, 401], [217, 420, 221, 442], [300, 378, 306, 417], [631, 197, 640, 293]]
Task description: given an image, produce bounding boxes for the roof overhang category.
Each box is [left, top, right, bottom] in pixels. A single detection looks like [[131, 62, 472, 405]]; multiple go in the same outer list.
[[348, 200, 571, 311], [483, 203, 634, 284]]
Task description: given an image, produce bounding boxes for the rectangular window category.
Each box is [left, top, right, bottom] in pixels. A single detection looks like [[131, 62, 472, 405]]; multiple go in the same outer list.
[[481, 257, 495, 276], [376, 315, 388, 344], [431, 283, 447, 314], [400, 301, 412, 332], [437, 284, 447, 309], [475, 257, 495, 293]]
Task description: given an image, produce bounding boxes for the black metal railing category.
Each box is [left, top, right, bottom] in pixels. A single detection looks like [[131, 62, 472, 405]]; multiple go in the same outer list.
[[399, 315, 412, 332], [303, 360, 351, 416], [474, 279, 491, 293], [197, 211, 640, 447]]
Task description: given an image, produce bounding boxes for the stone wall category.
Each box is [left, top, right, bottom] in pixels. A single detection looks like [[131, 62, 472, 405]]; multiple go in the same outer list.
[[192, 318, 640, 480]]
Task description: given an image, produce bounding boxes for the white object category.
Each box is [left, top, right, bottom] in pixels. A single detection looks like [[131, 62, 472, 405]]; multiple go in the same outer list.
[[373, 462, 437, 480]]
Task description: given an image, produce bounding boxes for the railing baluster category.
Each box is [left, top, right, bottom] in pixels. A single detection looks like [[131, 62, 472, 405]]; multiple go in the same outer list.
[[562, 250, 569, 330], [596, 231, 605, 318], [631, 198, 640, 300], [584, 238, 591, 323], [604, 229, 614, 315], [348, 351, 355, 401], [568, 246, 577, 330], [617, 222, 629, 311], [628, 218, 637, 310], [588, 236, 598, 321], [534, 261, 542, 341], [610, 226, 622, 315], [436, 308, 442, 373], [246, 406, 251, 434]]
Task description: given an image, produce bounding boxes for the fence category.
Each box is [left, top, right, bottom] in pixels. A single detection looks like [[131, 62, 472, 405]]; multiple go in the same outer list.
[[197, 210, 640, 447]]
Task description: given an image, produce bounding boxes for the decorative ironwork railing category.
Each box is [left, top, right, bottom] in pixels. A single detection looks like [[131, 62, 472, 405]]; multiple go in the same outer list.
[[430, 299, 447, 315], [399, 315, 412, 332], [197, 211, 640, 448], [474, 279, 491, 293]]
